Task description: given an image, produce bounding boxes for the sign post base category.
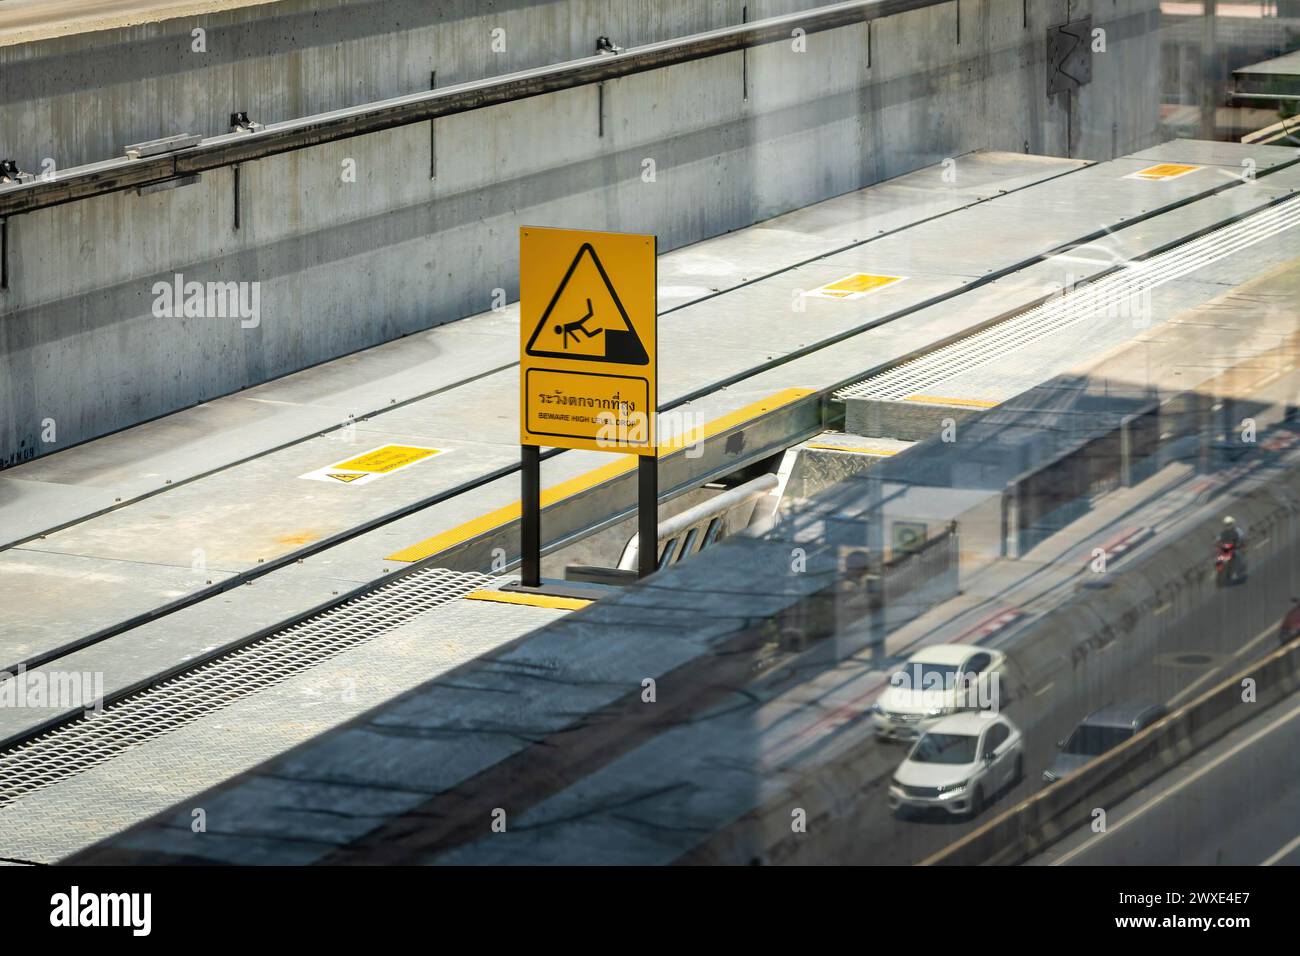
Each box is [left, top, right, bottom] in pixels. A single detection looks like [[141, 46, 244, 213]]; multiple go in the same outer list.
[[517, 446, 658, 590]]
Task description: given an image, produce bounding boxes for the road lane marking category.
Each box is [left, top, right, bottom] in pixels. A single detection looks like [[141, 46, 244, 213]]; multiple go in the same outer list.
[[1052, 696, 1300, 865], [1166, 666, 1232, 707], [1233, 620, 1279, 659], [1261, 831, 1300, 867], [1166, 621, 1276, 706]]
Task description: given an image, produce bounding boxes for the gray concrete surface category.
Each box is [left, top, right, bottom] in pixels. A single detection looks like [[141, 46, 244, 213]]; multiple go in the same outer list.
[[49, 236, 1300, 866], [1031, 688, 1300, 866], [2, 143, 1290, 741], [0, 582, 567, 866], [0, 0, 1164, 465], [0, 149, 1084, 548]]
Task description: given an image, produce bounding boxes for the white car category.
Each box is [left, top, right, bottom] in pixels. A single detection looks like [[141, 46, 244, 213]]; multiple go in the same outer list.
[[871, 644, 1007, 741], [888, 712, 1025, 819]]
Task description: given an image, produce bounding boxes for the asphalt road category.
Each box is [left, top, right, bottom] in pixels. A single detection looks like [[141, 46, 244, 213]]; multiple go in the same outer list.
[[755, 479, 1300, 865], [1030, 687, 1300, 865]]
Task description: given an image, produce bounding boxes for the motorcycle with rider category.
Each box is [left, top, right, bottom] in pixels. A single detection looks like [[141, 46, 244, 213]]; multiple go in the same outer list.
[[1215, 516, 1246, 586]]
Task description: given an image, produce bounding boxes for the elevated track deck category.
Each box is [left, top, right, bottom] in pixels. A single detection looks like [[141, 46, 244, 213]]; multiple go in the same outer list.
[[2, 139, 1300, 862]]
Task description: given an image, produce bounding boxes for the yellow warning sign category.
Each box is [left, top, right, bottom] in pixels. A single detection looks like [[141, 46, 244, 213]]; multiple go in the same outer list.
[[520, 227, 657, 455], [298, 444, 445, 485], [1127, 163, 1200, 181], [806, 272, 905, 300]]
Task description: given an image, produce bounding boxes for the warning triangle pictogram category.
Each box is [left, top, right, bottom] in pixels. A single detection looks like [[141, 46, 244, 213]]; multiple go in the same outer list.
[[525, 243, 650, 365], [328, 472, 364, 482]]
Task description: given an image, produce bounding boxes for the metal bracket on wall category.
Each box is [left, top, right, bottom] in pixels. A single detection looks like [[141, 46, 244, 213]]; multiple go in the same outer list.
[[0, 0, 964, 219], [429, 72, 438, 180], [1047, 17, 1092, 97]]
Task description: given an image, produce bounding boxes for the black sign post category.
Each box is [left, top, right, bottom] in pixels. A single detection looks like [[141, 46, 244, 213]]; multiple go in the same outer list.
[[517, 444, 656, 588], [637, 455, 657, 579], [520, 445, 542, 588]]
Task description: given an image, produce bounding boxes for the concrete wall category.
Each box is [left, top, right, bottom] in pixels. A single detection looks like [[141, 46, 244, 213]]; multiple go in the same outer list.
[[0, 0, 1163, 466], [0, 0, 762, 172]]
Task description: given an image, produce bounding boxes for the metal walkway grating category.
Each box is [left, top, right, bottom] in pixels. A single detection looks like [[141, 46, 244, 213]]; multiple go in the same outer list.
[[0, 567, 496, 807], [836, 195, 1300, 403]]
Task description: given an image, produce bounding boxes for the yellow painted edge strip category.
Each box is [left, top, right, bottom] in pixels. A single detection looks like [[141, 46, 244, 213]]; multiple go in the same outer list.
[[464, 589, 592, 610], [903, 394, 999, 408], [386, 387, 817, 562], [806, 442, 899, 456]]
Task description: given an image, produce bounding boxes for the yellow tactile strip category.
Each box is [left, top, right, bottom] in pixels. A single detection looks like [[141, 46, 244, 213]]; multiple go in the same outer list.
[[463, 589, 592, 611], [386, 387, 816, 563]]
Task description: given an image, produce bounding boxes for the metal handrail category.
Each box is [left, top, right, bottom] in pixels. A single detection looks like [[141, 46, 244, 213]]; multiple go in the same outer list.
[[0, 0, 948, 217], [619, 472, 779, 570]]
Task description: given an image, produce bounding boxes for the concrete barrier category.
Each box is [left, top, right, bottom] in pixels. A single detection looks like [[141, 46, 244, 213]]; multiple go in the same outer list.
[[924, 636, 1300, 865]]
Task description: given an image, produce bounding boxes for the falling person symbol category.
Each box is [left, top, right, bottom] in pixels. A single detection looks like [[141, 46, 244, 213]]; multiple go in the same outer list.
[[554, 298, 604, 350]]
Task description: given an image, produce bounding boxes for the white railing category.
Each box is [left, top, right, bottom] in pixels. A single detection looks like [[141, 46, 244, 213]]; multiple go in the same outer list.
[[618, 473, 779, 571]]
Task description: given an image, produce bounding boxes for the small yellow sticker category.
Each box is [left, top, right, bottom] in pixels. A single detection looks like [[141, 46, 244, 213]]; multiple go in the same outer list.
[[299, 444, 445, 486], [1128, 163, 1200, 181], [806, 273, 905, 300], [332, 444, 441, 474]]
